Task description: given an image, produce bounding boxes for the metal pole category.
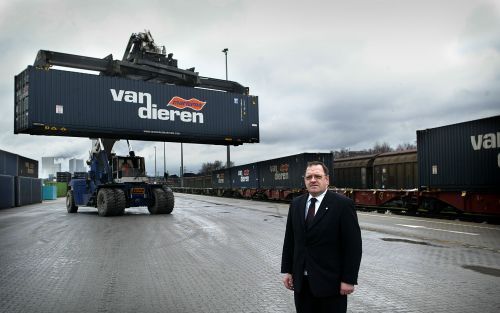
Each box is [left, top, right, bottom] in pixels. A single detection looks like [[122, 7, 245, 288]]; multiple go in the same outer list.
[[223, 49, 228, 80], [163, 142, 166, 181], [154, 146, 157, 179], [180, 143, 184, 187], [222, 48, 231, 169]]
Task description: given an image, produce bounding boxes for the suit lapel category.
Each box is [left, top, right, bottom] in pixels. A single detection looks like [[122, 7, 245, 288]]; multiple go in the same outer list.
[[298, 195, 308, 231], [309, 191, 332, 229]]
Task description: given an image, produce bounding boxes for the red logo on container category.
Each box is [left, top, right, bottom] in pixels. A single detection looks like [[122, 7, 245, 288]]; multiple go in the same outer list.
[[280, 164, 289, 173], [167, 96, 206, 111]]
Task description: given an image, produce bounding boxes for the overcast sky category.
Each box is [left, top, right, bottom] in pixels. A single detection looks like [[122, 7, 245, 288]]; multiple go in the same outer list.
[[1, 0, 499, 176]]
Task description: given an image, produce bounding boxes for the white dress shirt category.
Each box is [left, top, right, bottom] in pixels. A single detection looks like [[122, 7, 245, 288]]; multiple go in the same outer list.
[[305, 189, 327, 219]]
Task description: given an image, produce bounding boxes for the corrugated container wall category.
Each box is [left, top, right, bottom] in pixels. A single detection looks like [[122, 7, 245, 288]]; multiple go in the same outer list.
[[17, 155, 38, 178], [230, 164, 260, 189], [373, 150, 417, 189], [212, 168, 232, 189], [15, 176, 42, 206], [15, 66, 259, 146], [182, 176, 212, 188], [0, 174, 15, 209], [43, 185, 58, 200], [56, 172, 71, 183], [1, 149, 38, 178], [332, 155, 376, 189], [259, 153, 333, 189], [417, 115, 500, 191], [0, 150, 18, 176]]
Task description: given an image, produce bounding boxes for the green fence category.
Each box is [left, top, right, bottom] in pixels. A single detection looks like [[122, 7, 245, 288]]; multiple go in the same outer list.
[[44, 182, 68, 198]]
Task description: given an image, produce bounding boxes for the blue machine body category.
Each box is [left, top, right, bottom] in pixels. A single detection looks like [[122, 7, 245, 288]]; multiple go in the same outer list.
[[68, 146, 156, 208]]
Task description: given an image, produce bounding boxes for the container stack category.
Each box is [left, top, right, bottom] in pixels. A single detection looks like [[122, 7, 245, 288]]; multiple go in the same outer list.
[[73, 172, 88, 180], [56, 172, 72, 183], [0, 149, 42, 209]]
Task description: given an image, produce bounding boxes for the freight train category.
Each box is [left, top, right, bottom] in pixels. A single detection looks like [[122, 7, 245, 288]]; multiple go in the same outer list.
[[171, 115, 500, 217]]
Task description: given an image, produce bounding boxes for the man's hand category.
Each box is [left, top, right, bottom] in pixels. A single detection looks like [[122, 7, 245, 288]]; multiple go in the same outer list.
[[282, 273, 294, 290], [340, 282, 355, 295]]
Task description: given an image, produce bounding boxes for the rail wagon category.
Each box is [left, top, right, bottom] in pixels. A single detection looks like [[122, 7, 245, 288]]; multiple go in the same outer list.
[[373, 150, 418, 189], [332, 154, 377, 189], [174, 116, 500, 217]]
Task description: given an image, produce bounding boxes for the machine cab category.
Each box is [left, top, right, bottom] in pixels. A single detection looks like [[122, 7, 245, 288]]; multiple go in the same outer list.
[[111, 155, 148, 183]]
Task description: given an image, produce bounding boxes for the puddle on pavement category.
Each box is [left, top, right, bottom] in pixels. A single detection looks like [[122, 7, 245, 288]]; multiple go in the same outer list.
[[381, 237, 437, 246], [462, 265, 500, 277]]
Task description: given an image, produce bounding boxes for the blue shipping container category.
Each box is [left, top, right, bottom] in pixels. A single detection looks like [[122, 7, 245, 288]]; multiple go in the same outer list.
[[0, 174, 15, 209], [212, 168, 232, 189], [15, 176, 43, 206], [15, 66, 259, 146], [42, 185, 57, 200], [417, 115, 500, 191], [0, 149, 18, 176], [259, 153, 334, 189], [0, 149, 38, 178], [230, 163, 260, 189]]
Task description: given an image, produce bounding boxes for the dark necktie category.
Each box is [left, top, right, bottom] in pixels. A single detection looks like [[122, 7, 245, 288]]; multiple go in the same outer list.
[[306, 198, 317, 226]]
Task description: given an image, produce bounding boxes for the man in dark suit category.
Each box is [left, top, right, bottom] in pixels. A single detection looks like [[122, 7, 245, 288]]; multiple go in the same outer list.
[[281, 161, 362, 313]]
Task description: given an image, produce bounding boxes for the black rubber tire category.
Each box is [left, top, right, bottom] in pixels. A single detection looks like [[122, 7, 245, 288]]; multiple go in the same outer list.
[[162, 187, 175, 214], [113, 189, 126, 216], [148, 188, 167, 214], [97, 189, 115, 216], [66, 190, 78, 213]]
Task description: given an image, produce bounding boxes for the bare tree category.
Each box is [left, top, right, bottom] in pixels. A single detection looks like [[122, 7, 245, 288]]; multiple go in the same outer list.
[[198, 160, 234, 175], [395, 142, 417, 151], [332, 141, 416, 158], [332, 148, 350, 159], [332, 148, 374, 159], [370, 142, 393, 153]]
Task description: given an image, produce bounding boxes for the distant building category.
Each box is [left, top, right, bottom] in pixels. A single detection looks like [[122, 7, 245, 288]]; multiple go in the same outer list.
[[69, 158, 86, 173], [41, 157, 55, 178], [41, 157, 62, 178]]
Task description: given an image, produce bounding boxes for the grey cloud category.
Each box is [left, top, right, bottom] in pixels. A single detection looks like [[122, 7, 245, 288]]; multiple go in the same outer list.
[[458, 3, 500, 54], [1, 0, 500, 176]]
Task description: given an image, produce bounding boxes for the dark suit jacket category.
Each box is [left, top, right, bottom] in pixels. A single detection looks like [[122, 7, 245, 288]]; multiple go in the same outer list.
[[281, 190, 362, 297]]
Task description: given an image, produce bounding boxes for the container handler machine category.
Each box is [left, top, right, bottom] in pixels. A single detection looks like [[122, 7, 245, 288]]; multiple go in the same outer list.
[[31, 30, 252, 216], [67, 138, 174, 216]]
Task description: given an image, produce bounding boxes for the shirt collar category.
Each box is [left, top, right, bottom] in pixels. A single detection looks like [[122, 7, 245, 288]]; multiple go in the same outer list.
[[307, 189, 327, 203]]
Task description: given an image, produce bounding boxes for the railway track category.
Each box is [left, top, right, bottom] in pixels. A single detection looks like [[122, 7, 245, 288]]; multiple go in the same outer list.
[[172, 187, 500, 225]]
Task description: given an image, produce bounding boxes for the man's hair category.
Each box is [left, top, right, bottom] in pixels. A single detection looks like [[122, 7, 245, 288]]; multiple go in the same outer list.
[[305, 161, 329, 176]]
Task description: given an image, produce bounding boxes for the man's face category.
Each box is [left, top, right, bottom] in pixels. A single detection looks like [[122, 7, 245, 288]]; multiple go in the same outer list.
[[304, 165, 329, 197]]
